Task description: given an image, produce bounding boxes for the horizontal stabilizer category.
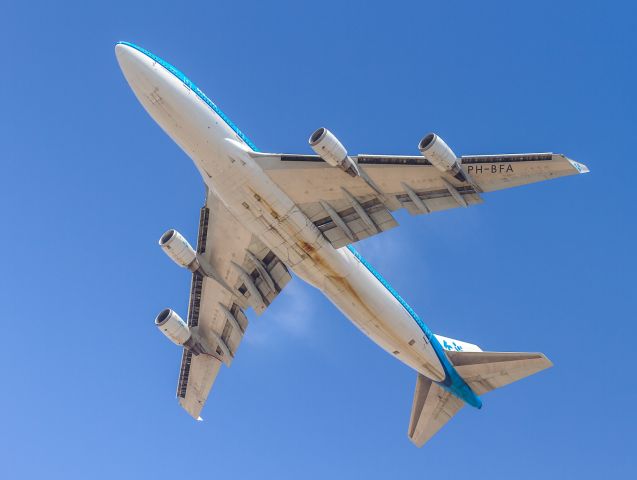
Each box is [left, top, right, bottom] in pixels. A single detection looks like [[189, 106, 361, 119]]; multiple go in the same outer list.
[[408, 374, 464, 447], [446, 351, 553, 396]]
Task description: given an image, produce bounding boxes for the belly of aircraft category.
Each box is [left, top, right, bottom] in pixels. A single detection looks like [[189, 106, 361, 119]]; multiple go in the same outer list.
[[295, 246, 446, 382]]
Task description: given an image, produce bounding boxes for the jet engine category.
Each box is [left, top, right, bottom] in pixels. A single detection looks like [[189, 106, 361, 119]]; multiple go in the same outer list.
[[309, 127, 359, 177], [155, 308, 207, 355], [418, 133, 468, 183], [155, 308, 191, 346], [159, 229, 199, 271]]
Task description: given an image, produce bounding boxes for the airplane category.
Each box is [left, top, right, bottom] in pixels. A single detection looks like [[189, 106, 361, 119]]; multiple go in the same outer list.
[[115, 41, 589, 447]]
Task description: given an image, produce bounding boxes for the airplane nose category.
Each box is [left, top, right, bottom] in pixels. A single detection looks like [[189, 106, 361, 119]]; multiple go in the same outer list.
[[114, 42, 128, 57], [114, 41, 210, 157], [114, 43, 132, 67], [114, 41, 179, 120], [115, 42, 151, 88]]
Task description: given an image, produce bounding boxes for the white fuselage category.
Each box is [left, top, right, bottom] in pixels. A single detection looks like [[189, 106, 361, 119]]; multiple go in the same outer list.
[[116, 44, 445, 382]]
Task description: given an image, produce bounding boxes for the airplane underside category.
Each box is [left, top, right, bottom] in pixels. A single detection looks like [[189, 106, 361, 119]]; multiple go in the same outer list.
[[116, 41, 586, 446]]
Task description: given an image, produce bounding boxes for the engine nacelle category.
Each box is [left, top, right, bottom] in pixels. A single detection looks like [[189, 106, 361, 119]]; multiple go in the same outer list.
[[418, 133, 468, 182], [155, 308, 210, 355], [309, 127, 359, 177], [159, 229, 199, 270], [155, 308, 191, 346]]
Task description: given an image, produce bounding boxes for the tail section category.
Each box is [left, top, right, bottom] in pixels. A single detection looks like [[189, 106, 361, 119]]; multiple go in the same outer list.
[[408, 349, 552, 447]]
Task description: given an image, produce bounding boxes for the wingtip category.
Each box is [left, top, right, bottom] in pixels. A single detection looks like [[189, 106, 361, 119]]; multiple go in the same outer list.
[[533, 352, 554, 371], [568, 158, 590, 174]]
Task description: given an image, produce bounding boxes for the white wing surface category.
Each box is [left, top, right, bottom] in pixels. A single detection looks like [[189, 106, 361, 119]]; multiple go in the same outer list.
[[255, 152, 588, 248], [177, 191, 292, 418]]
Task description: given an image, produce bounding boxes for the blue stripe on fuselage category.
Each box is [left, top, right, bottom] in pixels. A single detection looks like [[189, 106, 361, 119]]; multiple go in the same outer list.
[[346, 245, 482, 409], [117, 41, 259, 152]]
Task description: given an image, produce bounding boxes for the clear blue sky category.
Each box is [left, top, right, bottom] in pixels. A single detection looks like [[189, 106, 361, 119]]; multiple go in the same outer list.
[[2, 1, 635, 478]]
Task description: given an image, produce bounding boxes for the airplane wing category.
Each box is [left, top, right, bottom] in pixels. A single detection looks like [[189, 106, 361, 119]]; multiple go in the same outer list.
[[255, 152, 588, 249], [176, 190, 292, 419]]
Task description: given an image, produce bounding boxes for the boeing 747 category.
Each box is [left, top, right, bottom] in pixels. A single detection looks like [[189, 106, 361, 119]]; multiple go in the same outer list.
[[116, 42, 588, 446]]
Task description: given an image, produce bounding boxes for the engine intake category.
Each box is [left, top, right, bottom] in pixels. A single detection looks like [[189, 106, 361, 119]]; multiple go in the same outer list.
[[159, 229, 199, 270], [309, 127, 359, 177], [155, 308, 208, 355], [155, 308, 191, 346], [418, 133, 468, 182]]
